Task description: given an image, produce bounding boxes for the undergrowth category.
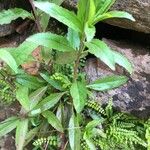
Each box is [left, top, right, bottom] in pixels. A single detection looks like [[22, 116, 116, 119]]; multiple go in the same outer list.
[[0, 0, 149, 150]]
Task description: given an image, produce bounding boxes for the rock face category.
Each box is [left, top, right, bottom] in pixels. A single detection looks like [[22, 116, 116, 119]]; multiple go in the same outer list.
[[108, 0, 150, 33], [0, 0, 16, 37], [0, 0, 30, 37], [63, 0, 150, 33], [84, 39, 150, 119]]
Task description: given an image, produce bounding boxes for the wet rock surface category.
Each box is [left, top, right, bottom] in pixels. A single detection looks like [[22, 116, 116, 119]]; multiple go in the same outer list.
[[84, 39, 150, 119]]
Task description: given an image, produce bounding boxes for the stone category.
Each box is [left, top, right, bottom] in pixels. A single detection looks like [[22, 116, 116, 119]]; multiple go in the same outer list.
[[63, 0, 150, 33], [107, 0, 150, 33], [0, 0, 16, 37], [84, 39, 150, 119]]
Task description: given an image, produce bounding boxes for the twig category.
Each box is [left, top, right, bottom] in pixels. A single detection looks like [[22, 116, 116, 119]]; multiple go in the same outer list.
[[29, 0, 42, 32], [62, 140, 68, 150]]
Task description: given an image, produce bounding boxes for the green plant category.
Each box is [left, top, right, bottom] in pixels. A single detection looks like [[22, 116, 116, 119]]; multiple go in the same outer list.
[[1, 0, 148, 150]]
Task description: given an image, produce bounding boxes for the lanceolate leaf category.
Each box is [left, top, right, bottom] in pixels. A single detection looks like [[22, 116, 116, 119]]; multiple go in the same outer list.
[[30, 92, 65, 116], [40, 73, 63, 91], [29, 86, 48, 110], [86, 39, 133, 73], [85, 24, 96, 42], [112, 51, 133, 74], [0, 117, 19, 137], [16, 74, 45, 90], [83, 133, 96, 150], [42, 111, 64, 132], [16, 86, 30, 111], [33, 1, 82, 32], [69, 113, 81, 150], [16, 119, 28, 150], [0, 8, 32, 25], [55, 51, 78, 64], [70, 82, 87, 113], [9, 41, 38, 66], [95, 0, 116, 16], [0, 49, 18, 73], [67, 28, 80, 50], [88, 0, 96, 23], [24, 126, 40, 146], [87, 75, 128, 91], [26, 32, 75, 52], [94, 11, 135, 24], [86, 39, 115, 70], [77, 0, 89, 29]]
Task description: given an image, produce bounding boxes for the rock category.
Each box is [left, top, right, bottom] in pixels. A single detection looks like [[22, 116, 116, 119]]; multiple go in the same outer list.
[[63, 0, 150, 33], [0, 0, 31, 37], [84, 39, 150, 119], [107, 0, 150, 33], [0, 0, 16, 37]]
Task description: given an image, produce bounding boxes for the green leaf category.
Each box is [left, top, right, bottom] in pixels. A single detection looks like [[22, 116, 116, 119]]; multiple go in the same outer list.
[[95, 0, 116, 16], [39, 13, 50, 32], [85, 24, 96, 42], [70, 82, 87, 113], [67, 28, 80, 50], [29, 86, 48, 110], [16, 119, 28, 150], [51, 0, 64, 5], [42, 111, 64, 132], [85, 120, 101, 132], [30, 92, 65, 116], [83, 133, 96, 150], [40, 73, 63, 91], [33, 1, 82, 32], [16, 74, 45, 90], [88, 0, 96, 23], [16, 86, 30, 111], [24, 126, 40, 146], [55, 51, 78, 64], [9, 41, 38, 65], [86, 39, 133, 73], [112, 51, 133, 74], [94, 11, 135, 24], [87, 75, 128, 91], [86, 39, 115, 70], [77, 0, 89, 29], [69, 113, 81, 150], [0, 117, 19, 137], [0, 49, 18, 73], [0, 8, 32, 25], [26, 32, 75, 52]]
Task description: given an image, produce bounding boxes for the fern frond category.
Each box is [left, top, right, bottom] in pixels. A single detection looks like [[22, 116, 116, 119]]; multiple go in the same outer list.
[[85, 100, 106, 116], [33, 135, 60, 148]]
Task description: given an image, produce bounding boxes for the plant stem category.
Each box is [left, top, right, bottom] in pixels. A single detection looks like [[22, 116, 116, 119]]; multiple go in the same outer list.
[[29, 0, 42, 32], [73, 35, 85, 81]]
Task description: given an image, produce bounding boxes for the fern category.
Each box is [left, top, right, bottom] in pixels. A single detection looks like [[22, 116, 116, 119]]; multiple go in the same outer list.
[[83, 100, 148, 150], [85, 100, 106, 116], [0, 75, 16, 104], [33, 135, 60, 149]]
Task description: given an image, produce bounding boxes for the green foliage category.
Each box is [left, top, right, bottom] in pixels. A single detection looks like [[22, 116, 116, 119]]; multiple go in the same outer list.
[[0, 49, 18, 73], [0, 8, 32, 25], [87, 75, 128, 91], [70, 81, 87, 113], [26, 32, 75, 52], [0, 71, 16, 104], [0, 0, 145, 150], [33, 1, 82, 32], [33, 135, 60, 148]]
